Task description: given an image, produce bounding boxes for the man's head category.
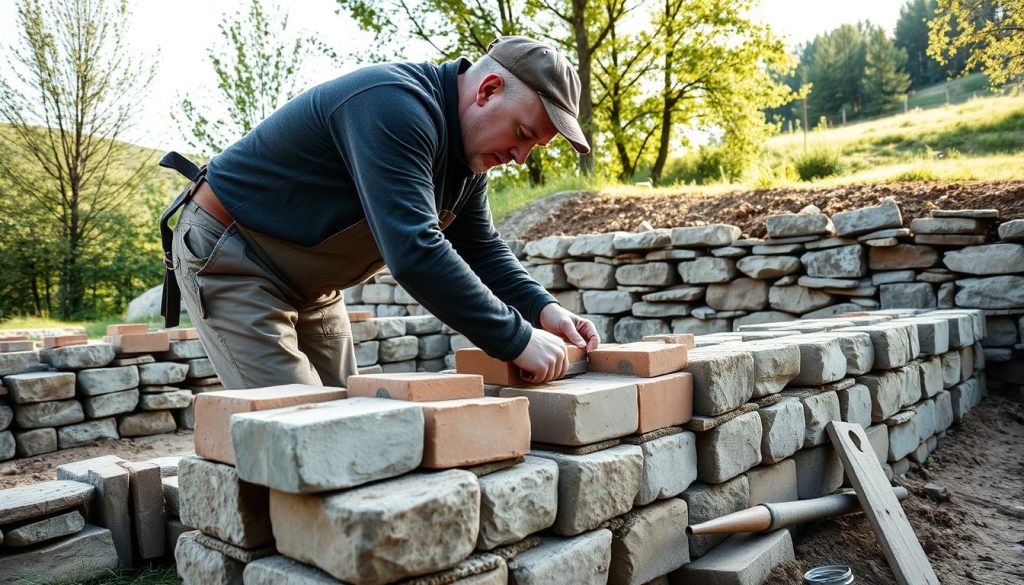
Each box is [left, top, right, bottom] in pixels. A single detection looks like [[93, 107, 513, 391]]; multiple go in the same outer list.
[[459, 36, 589, 173]]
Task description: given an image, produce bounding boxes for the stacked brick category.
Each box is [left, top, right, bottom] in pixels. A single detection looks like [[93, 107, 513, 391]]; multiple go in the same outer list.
[[0, 327, 220, 461], [0, 453, 184, 582]]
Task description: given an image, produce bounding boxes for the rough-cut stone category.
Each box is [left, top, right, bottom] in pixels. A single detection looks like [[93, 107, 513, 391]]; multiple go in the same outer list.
[[671, 224, 741, 248], [758, 398, 804, 465], [531, 445, 644, 536], [943, 243, 1024, 275], [271, 470, 479, 584], [13, 427, 57, 457], [583, 291, 636, 314], [682, 349, 754, 416], [954, 275, 1024, 308], [695, 411, 762, 484], [912, 217, 988, 234], [231, 398, 424, 493], [677, 257, 738, 284], [793, 444, 844, 499], [887, 417, 919, 462], [766, 212, 834, 238], [613, 229, 672, 252], [776, 336, 846, 385], [138, 362, 189, 385], [477, 456, 558, 550], [613, 318, 670, 343], [832, 197, 902, 236], [178, 456, 271, 549], [632, 430, 697, 505], [837, 383, 872, 428], [76, 366, 140, 396], [800, 245, 866, 278], [3, 509, 84, 547], [118, 461, 165, 560], [608, 498, 690, 585], [768, 286, 833, 314], [746, 459, 798, 506], [681, 476, 749, 558], [0, 429, 12, 460], [243, 555, 346, 584], [118, 411, 176, 437], [15, 399, 84, 429], [0, 480, 94, 525], [857, 370, 903, 422], [39, 343, 115, 370], [507, 530, 613, 585], [4, 371, 75, 404], [565, 262, 617, 289], [844, 324, 913, 369], [671, 529, 795, 585], [643, 286, 705, 303], [631, 301, 692, 318], [570, 232, 621, 257], [139, 389, 193, 410], [997, 218, 1024, 241], [56, 457, 132, 565], [616, 263, 678, 287], [672, 317, 732, 336], [527, 264, 569, 290], [0, 350, 39, 377], [706, 278, 769, 311], [795, 391, 841, 447], [57, 418, 119, 449], [869, 244, 938, 270], [880, 282, 936, 309], [736, 255, 800, 279], [0, 525, 118, 584], [175, 530, 245, 585], [526, 235, 576, 259]]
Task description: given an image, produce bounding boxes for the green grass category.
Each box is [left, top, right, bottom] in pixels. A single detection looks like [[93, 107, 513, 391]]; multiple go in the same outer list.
[[0, 315, 192, 339], [488, 174, 610, 221], [33, 565, 179, 585]]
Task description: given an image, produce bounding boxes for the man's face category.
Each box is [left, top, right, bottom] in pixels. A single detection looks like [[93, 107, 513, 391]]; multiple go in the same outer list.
[[461, 73, 559, 174]]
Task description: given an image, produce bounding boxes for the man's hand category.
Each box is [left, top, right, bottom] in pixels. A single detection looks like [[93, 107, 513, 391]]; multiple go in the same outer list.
[[539, 303, 601, 351], [513, 327, 568, 384]]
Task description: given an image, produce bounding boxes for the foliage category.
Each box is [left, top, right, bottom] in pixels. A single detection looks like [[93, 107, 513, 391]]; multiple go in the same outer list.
[[0, 0, 157, 320], [793, 145, 844, 180], [895, 0, 971, 88], [660, 145, 745, 185], [176, 0, 337, 155], [861, 27, 912, 116], [929, 0, 1024, 86]]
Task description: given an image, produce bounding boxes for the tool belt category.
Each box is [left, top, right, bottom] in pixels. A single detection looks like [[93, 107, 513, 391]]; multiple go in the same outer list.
[[158, 151, 206, 328]]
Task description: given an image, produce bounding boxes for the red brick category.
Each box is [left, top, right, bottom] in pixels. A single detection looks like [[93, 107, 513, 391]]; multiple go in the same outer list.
[[455, 345, 587, 386], [596, 372, 694, 433], [348, 311, 373, 322], [107, 332, 170, 354], [42, 334, 88, 349], [0, 334, 29, 341], [107, 323, 149, 336], [588, 342, 688, 377], [420, 396, 531, 468], [166, 328, 199, 341], [193, 385, 348, 465], [347, 373, 483, 401], [641, 333, 696, 349], [0, 340, 34, 352]]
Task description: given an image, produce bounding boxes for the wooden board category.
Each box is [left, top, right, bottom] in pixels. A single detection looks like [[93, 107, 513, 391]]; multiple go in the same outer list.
[[827, 421, 940, 585]]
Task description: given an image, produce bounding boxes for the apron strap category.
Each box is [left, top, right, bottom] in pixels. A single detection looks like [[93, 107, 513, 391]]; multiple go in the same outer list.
[[158, 151, 206, 328]]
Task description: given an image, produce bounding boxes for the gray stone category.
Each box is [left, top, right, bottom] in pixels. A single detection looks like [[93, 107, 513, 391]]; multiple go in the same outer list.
[[633, 430, 697, 506], [243, 555, 344, 584], [175, 530, 245, 585], [39, 343, 115, 370], [681, 476, 749, 558], [793, 444, 844, 498], [931, 313, 975, 347], [15, 399, 84, 429], [768, 285, 833, 314], [711, 245, 747, 258], [998, 218, 1024, 241], [393, 285, 415, 305], [919, 356, 944, 398], [857, 369, 903, 422], [376, 304, 408, 317], [3, 509, 84, 547], [117, 461, 165, 560], [527, 264, 569, 290], [583, 291, 636, 314], [186, 358, 216, 379], [56, 457, 132, 566], [162, 476, 180, 516], [0, 403, 10, 432], [776, 336, 846, 385], [682, 349, 755, 416], [671, 529, 794, 585], [915, 399, 937, 441], [0, 350, 40, 377], [271, 470, 479, 584], [4, 371, 76, 404], [794, 391, 841, 447], [740, 342, 801, 398], [758, 398, 804, 465], [379, 335, 419, 363], [872, 270, 916, 285], [0, 480, 94, 525], [583, 314, 618, 343], [140, 384, 182, 394], [912, 217, 989, 234], [526, 235, 576, 259], [642, 286, 705, 302], [231, 398, 424, 493], [797, 276, 861, 289], [76, 366, 140, 396], [631, 301, 692, 318], [800, 245, 866, 279], [814, 331, 874, 375], [647, 248, 705, 260], [361, 283, 395, 304], [934, 390, 954, 431], [139, 389, 193, 410], [616, 263, 677, 286], [844, 324, 913, 369], [477, 456, 558, 550], [671, 224, 741, 248], [767, 213, 834, 238], [178, 456, 271, 549], [405, 315, 442, 335], [155, 339, 208, 361], [678, 257, 737, 283], [613, 229, 671, 251], [118, 411, 177, 437], [351, 320, 379, 343], [954, 275, 1024, 308], [672, 317, 732, 336], [508, 529, 613, 585], [695, 411, 762, 483], [746, 459, 798, 506], [0, 525, 118, 584], [608, 499, 690, 585], [833, 197, 902, 237], [138, 362, 189, 385], [613, 317, 670, 343], [531, 445, 644, 536], [893, 317, 949, 355], [735, 256, 800, 279], [837, 383, 872, 428], [869, 244, 939, 270], [887, 417, 919, 461], [14, 427, 57, 457], [355, 340, 379, 366], [57, 418, 119, 449], [570, 232, 621, 257], [985, 316, 1018, 345], [566, 262, 617, 289], [417, 334, 449, 360], [375, 317, 407, 339], [706, 278, 768, 311], [940, 351, 961, 388], [880, 282, 936, 309]]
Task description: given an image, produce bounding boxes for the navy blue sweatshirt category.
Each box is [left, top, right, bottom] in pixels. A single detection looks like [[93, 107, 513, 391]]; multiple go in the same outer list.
[[205, 58, 556, 361]]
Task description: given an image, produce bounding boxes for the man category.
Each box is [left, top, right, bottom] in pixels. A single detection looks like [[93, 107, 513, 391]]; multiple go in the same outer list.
[[158, 36, 599, 390]]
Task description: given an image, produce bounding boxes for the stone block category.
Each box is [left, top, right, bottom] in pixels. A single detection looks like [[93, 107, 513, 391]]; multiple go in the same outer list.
[[3, 509, 84, 547], [915, 399, 937, 441], [950, 381, 975, 423], [507, 529, 613, 585], [379, 335, 419, 363], [632, 430, 697, 505], [682, 349, 754, 416], [705, 278, 769, 312], [677, 257, 737, 284], [943, 243, 1024, 275], [614, 318, 671, 343], [76, 366, 140, 396], [736, 342, 801, 398], [193, 385, 347, 465], [758, 398, 804, 465], [175, 531, 245, 585], [4, 371, 75, 404], [56, 457, 133, 566], [856, 370, 903, 422], [571, 232, 620, 257], [934, 390, 954, 431], [14, 427, 57, 457], [531, 445, 644, 536], [736, 255, 800, 279], [746, 459, 798, 506], [15, 399, 85, 429], [500, 375, 637, 446], [139, 389, 193, 410], [793, 445, 843, 499], [118, 461, 165, 560], [800, 245, 865, 278], [0, 429, 11, 460], [669, 529, 794, 585], [178, 455, 272, 549], [0, 479, 94, 525], [118, 411, 176, 437], [163, 476, 180, 516], [796, 390, 841, 447], [919, 356, 943, 398], [836, 383, 872, 428], [0, 525, 118, 584], [954, 275, 1024, 309], [584, 290, 637, 314], [768, 285, 832, 314], [270, 470, 479, 584], [672, 317, 733, 336], [527, 235, 576, 259], [0, 350, 40, 376], [844, 324, 913, 369], [608, 499, 690, 585], [477, 455, 559, 550], [680, 476, 749, 558], [138, 362, 189, 385], [82, 388, 140, 419], [832, 197, 902, 237], [880, 282, 936, 310], [416, 334, 449, 360], [695, 411, 762, 484], [887, 417, 919, 461], [243, 555, 345, 584], [39, 343, 115, 370], [155, 339, 207, 361], [632, 301, 693, 318], [528, 264, 569, 290], [616, 263, 678, 287], [941, 351, 961, 388], [355, 341, 379, 366], [776, 336, 846, 385], [57, 417, 119, 449]]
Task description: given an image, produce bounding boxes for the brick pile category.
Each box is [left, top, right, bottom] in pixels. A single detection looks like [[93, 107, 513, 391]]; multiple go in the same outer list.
[[0, 326, 219, 461]]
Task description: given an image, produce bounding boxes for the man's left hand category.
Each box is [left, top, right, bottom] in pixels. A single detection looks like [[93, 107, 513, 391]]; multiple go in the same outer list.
[[539, 303, 600, 351]]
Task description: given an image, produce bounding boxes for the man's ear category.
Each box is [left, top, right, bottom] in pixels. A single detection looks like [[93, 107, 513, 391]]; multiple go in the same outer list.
[[475, 73, 504, 106]]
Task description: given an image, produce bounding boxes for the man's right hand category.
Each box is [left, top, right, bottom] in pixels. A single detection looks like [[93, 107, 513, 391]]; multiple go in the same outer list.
[[513, 327, 568, 385]]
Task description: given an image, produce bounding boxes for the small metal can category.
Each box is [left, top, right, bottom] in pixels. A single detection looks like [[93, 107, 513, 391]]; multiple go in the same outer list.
[[803, 565, 855, 584]]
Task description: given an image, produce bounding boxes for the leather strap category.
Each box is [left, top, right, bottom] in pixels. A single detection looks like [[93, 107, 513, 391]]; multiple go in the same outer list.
[[158, 151, 206, 328], [192, 181, 233, 227]]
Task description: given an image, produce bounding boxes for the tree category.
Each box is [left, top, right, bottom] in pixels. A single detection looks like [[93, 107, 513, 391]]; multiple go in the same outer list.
[[861, 27, 912, 116], [176, 0, 336, 155], [0, 0, 155, 319], [806, 23, 869, 122], [896, 0, 944, 88], [929, 0, 1022, 86]]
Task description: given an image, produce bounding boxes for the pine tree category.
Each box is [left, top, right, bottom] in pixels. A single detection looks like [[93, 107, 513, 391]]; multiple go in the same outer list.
[[807, 23, 868, 122], [861, 27, 912, 116]]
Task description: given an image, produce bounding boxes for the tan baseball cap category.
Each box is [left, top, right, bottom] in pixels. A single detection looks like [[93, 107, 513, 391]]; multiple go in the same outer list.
[[486, 36, 591, 155]]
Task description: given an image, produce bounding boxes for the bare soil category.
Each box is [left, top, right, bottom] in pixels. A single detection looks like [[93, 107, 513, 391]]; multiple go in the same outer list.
[[0, 431, 194, 489], [500, 180, 1024, 241], [768, 397, 1024, 585]]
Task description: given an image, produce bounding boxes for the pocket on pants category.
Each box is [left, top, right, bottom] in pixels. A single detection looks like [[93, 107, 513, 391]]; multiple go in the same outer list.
[[176, 223, 229, 275]]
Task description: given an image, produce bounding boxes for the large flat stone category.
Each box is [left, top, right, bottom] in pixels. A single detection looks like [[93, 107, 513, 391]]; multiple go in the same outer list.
[[768, 286, 833, 314], [76, 366, 140, 396], [943, 243, 1024, 275], [695, 411, 762, 484], [671, 224, 741, 248], [608, 498, 690, 585], [670, 529, 794, 585], [954, 275, 1024, 308], [15, 399, 85, 429], [507, 529, 613, 585], [583, 291, 636, 314], [800, 245, 866, 278], [736, 255, 800, 279], [706, 278, 769, 311], [3, 509, 85, 547], [155, 339, 207, 361], [766, 212, 834, 238], [243, 555, 346, 584], [477, 455, 559, 550], [270, 470, 479, 585], [526, 235, 576, 259], [139, 389, 193, 410], [531, 445, 644, 536], [844, 324, 913, 369], [57, 418, 119, 449], [677, 258, 737, 284], [570, 232, 621, 257], [0, 350, 40, 377], [118, 410, 176, 437], [613, 318, 671, 343], [616, 263, 678, 286], [82, 388, 140, 418], [0, 479, 94, 525], [178, 455, 272, 549], [0, 525, 118, 584], [880, 282, 936, 309], [680, 476, 749, 558], [138, 362, 189, 385], [832, 197, 902, 237], [682, 349, 754, 416], [4, 371, 76, 404], [39, 343, 115, 370], [775, 336, 846, 385]]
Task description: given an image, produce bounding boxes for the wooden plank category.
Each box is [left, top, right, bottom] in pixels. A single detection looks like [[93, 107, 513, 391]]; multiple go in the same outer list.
[[827, 421, 940, 585]]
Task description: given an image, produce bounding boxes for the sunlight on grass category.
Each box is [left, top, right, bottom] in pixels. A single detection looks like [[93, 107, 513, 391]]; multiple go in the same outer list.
[[0, 315, 192, 339]]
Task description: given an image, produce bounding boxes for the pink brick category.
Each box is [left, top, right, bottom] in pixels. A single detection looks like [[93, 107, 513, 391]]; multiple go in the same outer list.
[[42, 334, 88, 349], [626, 372, 693, 433], [456, 345, 587, 386], [347, 373, 483, 401], [107, 324, 149, 336], [193, 385, 348, 465], [166, 328, 199, 341], [420, 397, 530, 468], [589, 342, 688, 377], [348, 311, 373, 322], [107, 332, 170, 354]]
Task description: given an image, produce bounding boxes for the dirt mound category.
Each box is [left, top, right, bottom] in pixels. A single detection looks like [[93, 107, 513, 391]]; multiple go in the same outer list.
[[513, 180, 1024, 241]]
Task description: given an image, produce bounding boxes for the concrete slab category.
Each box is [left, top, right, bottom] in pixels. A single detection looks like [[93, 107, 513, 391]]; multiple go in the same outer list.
[[668, 529, 794, 585]]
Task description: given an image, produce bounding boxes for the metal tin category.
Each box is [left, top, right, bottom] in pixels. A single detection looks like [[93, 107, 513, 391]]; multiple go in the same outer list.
[[804, 565, 855, 584]]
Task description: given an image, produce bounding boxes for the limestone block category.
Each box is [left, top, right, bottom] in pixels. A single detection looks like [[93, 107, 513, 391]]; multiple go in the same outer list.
[[14, 427, 57, 457], [376, 305, 407, 317], [583, 291, 636, 314], [3, 509, 84, 547], [797, 391, 841, 448], [868, 244, 939, 270], [887, 417, 919, 462], [379, 335, 419, 363], [507, 529, 613, 585], [959, 345, 975, 381], [695, 411, 762, 484], [844, 324, 913, 369], [856, 370, 902, 422], [76, 366, 139, 396], [608, 499, 690, 585], [531, 445, 644, 536], [836, 383, 872, 428], [706, 278, 769, 311], [355, 341, 379, 366], [614, 318, 671, 343], [15, 399, 84, 429], [919, 356, 943, 398], [118, 411, 176, 437], [897, 362, 923, 407], [736, 255, 800, 279], [501, 375, 637, 446], [941, 351, 961, 388], [4, 371, 75, 404], [138, 362, 189, 385], [178, 456, 272, 549], [526, 235, 575, 259], [816, 331, 874, 375], [57, 417, 119, 449], [565, 262, 616, 290], [118, 461, 165, 560], [793, 445, 844, 499], [39, 343, 115, 370], [864, 423, 890, 466], [672, 317, 732, 336], [270, 470, 480, 585], [671, 224, 741, 248], [175, 531, 245, 585], [758, 398, 804, 465], [0, 350, 40, 377], [375, 317, 407, 339], [570, 232, 620, 257], [352, 320, 379, 343], [631, 302, 693, 318], [56, 457, 133, 566], [746, 459, 798, 506], [682, 349, 754, 416], [943, 243, 1024, 275], [934, 390, 954, 431], [633, 430, 697, 505], [477, 456, 559, 550], [614, 230, 672, 252], [832, 197, 902, 237], [677, 257, 737, 284], [800, 245, 866, 278], [0, 525, 118, 584], [527, 264, 569, 290], [680, 476, 749, 558], [896, 318, 949, 356], [0, 480, 94, 525], [775, 336, 846, 385], [954, 276, 1024, 309], [243, 555, 345, 584], [880, 282, 936, 310], [998, 217, 1024, 240], [405, 315, 442, 335], [768, 286, 833, 314], [950, 381, 974, 423], [741, 342, 801, 398], [669, 529, 794, 585], [163, 476, 180, 516], [139, 389, 193, 410], [915, 399, 937, 442], [231, 398, 424, 493]]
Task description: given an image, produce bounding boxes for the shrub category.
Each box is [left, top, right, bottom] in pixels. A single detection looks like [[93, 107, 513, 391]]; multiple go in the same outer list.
[[793, 145, 843, 181]]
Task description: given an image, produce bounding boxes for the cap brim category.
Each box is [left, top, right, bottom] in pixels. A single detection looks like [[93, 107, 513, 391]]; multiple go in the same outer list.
[[539, 96, 590, 155]]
